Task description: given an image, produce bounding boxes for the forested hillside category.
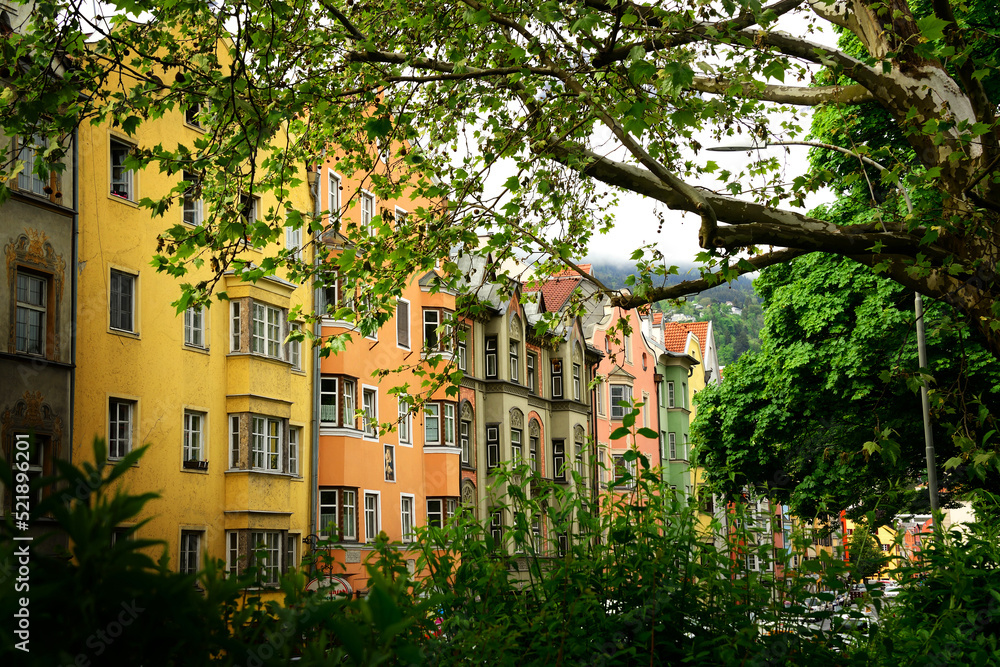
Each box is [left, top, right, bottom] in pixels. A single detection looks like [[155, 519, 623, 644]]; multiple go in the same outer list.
[[591, 263, 763, 366]]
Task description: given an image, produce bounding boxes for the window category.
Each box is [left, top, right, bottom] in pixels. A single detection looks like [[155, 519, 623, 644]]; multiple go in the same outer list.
[[642, 393, 650, 428], [360, 191, 375, 232], [428, 498, 458, 528], [288, 426, 299, 475], [526, 352, 537, 394], [427, 499, 444, 528], [288, 323, 301, 370], [286, 534, 299, 571], [682, 433, 688, 461], [252, 531, 281, 585], [486, 424, 499, 469], [610, 385, 631, 420], [598, 446, 608, 486], [681, 383, 686, 408], [183, 172, 203, 225], [285, 222, 302, 261], [551, 359, 563, 398], [553, 440, 566, 481], [612, 455, 635, 489], [509, 340, 520, 383], [423, 308, 453, 353], [328, 171, 341, 224], [623, 332, 632, 363], [109, 138, 133, 200], [109, 399, 134, 459], [396, 300, 410, 349], [183, 410, 205, 462], [401, 495, 415, 542], [511, 428, 522, 464], [110, 270, 135, 333], [342, 490, 357, 540], [364, 492, 380, 542], [180, 531, 202, 575], [319, 489, 339, 538], [558, 533, 569, 557], [597, 384, 606, 416], [457, 328, 467, 371], [251, 303, 285, 359], [424, 403, 440, 444], [668, 382, 677, 408], [185, 102, 204, 128], [319, 375, 357, 428], [229, 415, 240, 468], [184, 306, 205, 348], [240, 193, 258, 226], [398, 397, 411, 445], [668, 433, 677, 459], [573, 364, 581, 401], [17, 134, 48, 196], [251, 416, 282, 472], [490, 511, 504, 545], [15, 271, 46, 355], [362, 387, 378, 438], [642, 353, 647, 371], [657, 381, 663, 407], [443, 403, 456, 447], [529, 433, 539, 473], [231, 302, 242, 351], [485, 336, 497, 378], [460, 418, 471, 465]]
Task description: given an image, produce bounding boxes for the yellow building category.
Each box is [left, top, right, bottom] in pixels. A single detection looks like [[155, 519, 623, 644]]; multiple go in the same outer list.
[[73, 100, 314, 583]]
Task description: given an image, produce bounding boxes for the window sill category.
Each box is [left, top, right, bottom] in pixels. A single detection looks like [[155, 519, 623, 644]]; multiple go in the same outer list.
[[108, 194, 139, 207], [423, 444, 460, 454], [319, 425, 363, 438], [183, 344, 210, 355], [184, 121, 206, 133], [421, 350, 456, 363], [291, 368, 307, 376], [224, 468, 298, 478], [108, 327, 140, 339]]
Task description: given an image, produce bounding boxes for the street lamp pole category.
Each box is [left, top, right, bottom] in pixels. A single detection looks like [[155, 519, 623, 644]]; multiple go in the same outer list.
[[708, 140, 940, 523]]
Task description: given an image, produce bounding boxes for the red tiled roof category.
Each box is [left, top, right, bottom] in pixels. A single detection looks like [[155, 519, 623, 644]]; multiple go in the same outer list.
[[537, 277, 581, 312], [652, 312, 664, 325], [676, 321, 709, 356], [551, 263, 592, 278], [660, 322, 691, 354]]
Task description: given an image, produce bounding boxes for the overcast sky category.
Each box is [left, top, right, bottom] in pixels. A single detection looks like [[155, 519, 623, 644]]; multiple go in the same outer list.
[[582, 11, 839, 267]]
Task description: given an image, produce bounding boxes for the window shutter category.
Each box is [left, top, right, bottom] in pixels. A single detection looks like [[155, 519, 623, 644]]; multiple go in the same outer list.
[[397, 301, 409, 347]]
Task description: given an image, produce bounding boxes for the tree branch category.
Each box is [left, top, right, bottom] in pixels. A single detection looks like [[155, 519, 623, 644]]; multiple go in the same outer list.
[[714, 222, 950, 260], [689, 75, 874, 105], [613, 248, 807, 308]]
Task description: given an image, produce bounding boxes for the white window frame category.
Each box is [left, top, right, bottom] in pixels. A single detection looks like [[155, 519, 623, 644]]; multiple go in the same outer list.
[[328, 170, 341, 224], [443, 403, 456, 447], [251, 415, 283, 472], [182, 171, 203, 225], [460, 418, 471, 465], [551, 359, 563, 398], [183, 410, 206, 462], [485, 336, 497, 378], [180, 530, 202, 575], [288, 426, 299, 475], [362, 386, 378, 439], [509, 340, 520, 383], [398, 397, 411, 445], [285, 221, 302, 261], [360, 190, 375, 233], [287, 323, 301, 370], [597, 383, 606, 416], [109, 137, 134, 201], [109, 398, 134, 459], [17, 134, 47, 196], [319, 489, 338, 539], [667, 382, 675, 408], [623, 332, 632, 363], [610, 384, 631, 420], [230, 301, 242, 352], [184, 306, 205, 348], [427, 498, 444, 528], [396, 299, 410, 349], [109, 269, 136, 333], [15, 271, 46, 355], [486, 424, 500, 468], [553, 439, 566, 481], [511, 428, 522, 464], [642, 392, 650, 428], [251, 530, 282, 585], [320, 376, 339, 426], [424, 403, 440, 445], [573, 364, 582, 401], [230, 415, 240, 468], [401, 494, 415, 543], [251, 302, 285, 360], [342, 489, 357, 541], [526, 352, 536, 394], [669, 432, 677, 460], [364, 491, 381, 543]]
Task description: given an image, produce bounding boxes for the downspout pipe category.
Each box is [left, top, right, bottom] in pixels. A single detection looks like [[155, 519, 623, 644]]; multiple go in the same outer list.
[[69, 126, 79, 464], [309, 161, 323, 550]]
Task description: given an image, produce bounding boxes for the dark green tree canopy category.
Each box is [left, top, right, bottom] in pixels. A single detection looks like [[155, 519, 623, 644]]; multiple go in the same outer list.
[[691, 251, 1000, 522]]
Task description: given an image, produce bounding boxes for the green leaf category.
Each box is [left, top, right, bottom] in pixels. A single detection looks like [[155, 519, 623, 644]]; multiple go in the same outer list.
[[916, 15, 950, 41]]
